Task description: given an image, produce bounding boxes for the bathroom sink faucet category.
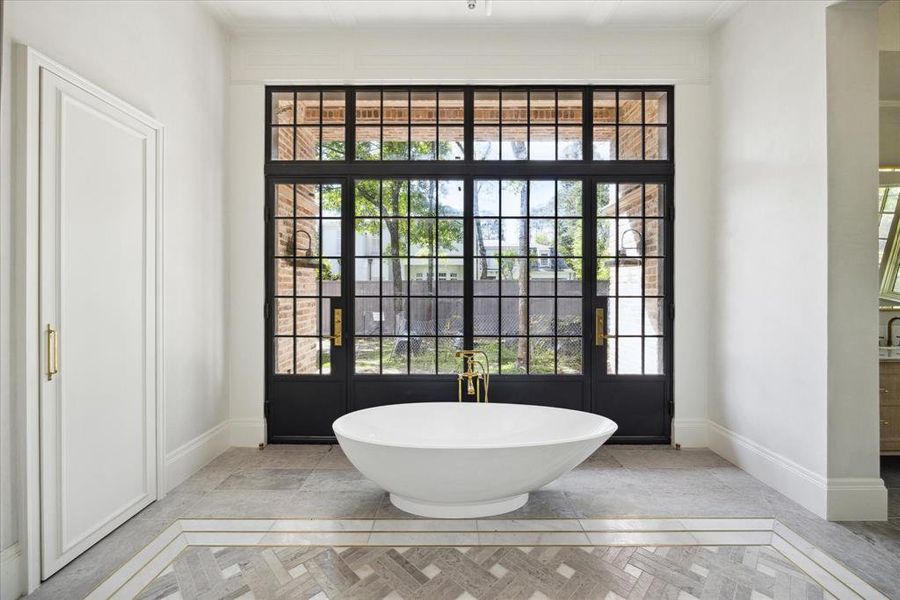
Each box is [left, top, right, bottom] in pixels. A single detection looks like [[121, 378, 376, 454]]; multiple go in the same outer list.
[[888, 317, 900, 347], [455, 350, 490, 403]]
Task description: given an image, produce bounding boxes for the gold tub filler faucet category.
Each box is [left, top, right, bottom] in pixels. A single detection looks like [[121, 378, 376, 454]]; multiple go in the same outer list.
[[455, 350, 490, 403]]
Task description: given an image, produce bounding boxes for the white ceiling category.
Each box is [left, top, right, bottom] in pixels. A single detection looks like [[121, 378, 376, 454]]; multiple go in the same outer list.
[[202, 0, 746, 33]]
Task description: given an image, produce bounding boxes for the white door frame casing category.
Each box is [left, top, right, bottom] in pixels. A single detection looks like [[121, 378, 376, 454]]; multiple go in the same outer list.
[[13, 46, 166, 594]]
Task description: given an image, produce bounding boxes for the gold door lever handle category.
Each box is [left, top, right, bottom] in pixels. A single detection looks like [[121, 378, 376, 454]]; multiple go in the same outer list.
[[595, 308, 606, 347], [47, 324, 59, 381], [327, 308, 343, 347]]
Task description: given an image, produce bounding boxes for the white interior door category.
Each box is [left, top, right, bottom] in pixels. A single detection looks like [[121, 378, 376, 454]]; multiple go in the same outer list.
[[39, 67, 160, 578]]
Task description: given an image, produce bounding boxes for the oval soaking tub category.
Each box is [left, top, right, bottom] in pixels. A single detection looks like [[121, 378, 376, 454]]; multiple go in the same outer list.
[[333, 403, 617, 518]]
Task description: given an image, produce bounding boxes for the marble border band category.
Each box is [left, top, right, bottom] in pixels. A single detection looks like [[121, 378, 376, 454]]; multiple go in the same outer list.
[[85, 518, 887, 600]]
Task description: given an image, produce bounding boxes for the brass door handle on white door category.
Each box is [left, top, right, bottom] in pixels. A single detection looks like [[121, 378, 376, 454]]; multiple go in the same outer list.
[[47, 324, 59, 381]]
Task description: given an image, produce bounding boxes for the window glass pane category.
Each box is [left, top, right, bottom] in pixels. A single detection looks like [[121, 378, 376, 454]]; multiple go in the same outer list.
[[502, 90, 527, 124], [411, 90, 436, 123], [322, 91, 345, 123], [618, 337, 642, 374], [558, 127, 582, 160], [558, 339, 582, 374], [296, 92, 320, 124], [619, 91, 642, 124], [382, 337, 408, 373], [439, 181, 465, 216], [474, 126, 500, 160], [383, 126, 409, 160], [410, 337, 436, 374], [439, 91, 465, 123], [558, 298, 581, 335], [411, 126, 436, 160], [529, 337, 555, 373], [410, 180, 436, 216], [271, 92, 294, 124], [593, 91, 616, 123], [593, 126, 616, 160], [475, 180, 500, 216], [645, 126, 668, 160], [274, 337, 294, 373], [383, 90, 409, 123], [321, 127, 345, 160], [271, 127, 294, 160], [356, 126, 380, 160], [438, 127, 465, 160], [501, 337, 527, 374], [501, 180, 527, 217], [438, 338, 463, 373], [618, 126, 643, 160], [529, 90, 555, 123], [644, 91, 668, 124], [530, 127, 555, 160], [296, 127, 319, 160], [474, 89, 500, 123], [474, 298, 499, 335], [356, 91, 381, 123], [502, 127, 528, 160], [530, 180, 555, 216], [275, 298, 294, 335], [644, 337, 663, 374], [558, 91, 582, 123]]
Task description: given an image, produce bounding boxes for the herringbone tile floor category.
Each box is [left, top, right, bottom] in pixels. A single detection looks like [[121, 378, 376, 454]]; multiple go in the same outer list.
[[135, 543, 827, 600]]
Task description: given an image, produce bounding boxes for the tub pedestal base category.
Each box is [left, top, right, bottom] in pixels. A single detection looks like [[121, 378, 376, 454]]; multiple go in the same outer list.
[[390, 493, 529, 518]]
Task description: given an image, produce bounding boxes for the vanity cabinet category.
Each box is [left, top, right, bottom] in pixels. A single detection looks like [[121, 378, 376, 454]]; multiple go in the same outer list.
[[880, 361, 900, 453]]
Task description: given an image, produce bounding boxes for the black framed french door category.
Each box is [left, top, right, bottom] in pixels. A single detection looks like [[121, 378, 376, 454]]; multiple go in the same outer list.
[[590, 178, 674, 442], [264, 85, 674, 443], [265, 178, 351, 441]]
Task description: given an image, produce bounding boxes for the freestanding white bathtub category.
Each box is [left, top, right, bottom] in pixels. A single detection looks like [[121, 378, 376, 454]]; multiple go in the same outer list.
[[333, 402, 617, 518]]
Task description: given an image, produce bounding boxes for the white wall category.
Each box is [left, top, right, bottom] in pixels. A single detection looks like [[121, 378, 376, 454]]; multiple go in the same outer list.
[[709, 0, 885, 519], [0, 0, 229, 593], [225, 28, 715, 448]]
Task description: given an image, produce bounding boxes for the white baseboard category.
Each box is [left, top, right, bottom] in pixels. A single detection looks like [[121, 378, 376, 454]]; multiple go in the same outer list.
[[707, 420, 888, 521], [1, 543, 22, 600], [672, 418, 708, 447], [164, 418, 266, 493], [708, 420, 829, 517], [164, 421, 231, 492], [826, 478, 888, 521], [229, 418, 266, 448]]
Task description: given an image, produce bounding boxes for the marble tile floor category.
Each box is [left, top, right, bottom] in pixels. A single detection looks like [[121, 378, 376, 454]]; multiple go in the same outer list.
[[134, 543, 830, 600], [25, 445, 900, 599]]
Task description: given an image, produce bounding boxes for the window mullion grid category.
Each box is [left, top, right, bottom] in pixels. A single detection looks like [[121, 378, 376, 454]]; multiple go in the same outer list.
[[525, 180, 531, 373], [464, 88, 474, 163], [407, 91, 412, 161], [317, 183, 323, 374], [378, 179, 384, 374], [347, 90, 356, 162], [553, 179, 559, 374], [554, 90, 559, 162], [640, 183, 646, 375], [464, 177, 474, 360], [318, 92, 324, 161], [526, 91, 531, 161], [291, 183, 298, 374], [614, 90, 620, 162], [406, 179, 411, 374], [640, 92, 646, 161], [584, 86, 592, 162], [379, 91, 384, 161]]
